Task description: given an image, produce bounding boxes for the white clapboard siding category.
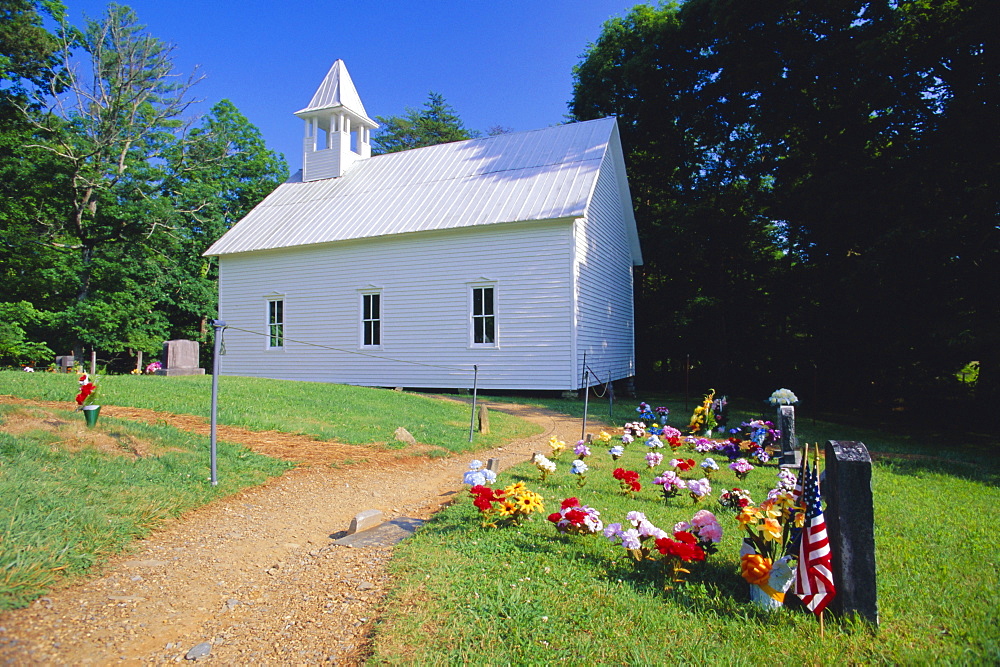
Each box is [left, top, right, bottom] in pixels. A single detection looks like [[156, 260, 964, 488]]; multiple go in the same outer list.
[[218, 219, 577, 390], [573, 127, 637, 386]]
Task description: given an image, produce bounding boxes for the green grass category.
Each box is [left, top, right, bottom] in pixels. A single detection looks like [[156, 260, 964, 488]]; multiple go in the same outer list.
[[0, 403, 293, 610], [370, 429, 1000, 663], [0, 372, 540, 453]]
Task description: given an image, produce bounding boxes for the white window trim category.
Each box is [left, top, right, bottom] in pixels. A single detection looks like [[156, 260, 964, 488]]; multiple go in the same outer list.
[[467, 280, 498, 349], [264, 294, 285, 351], [358, 287, 383, 350]]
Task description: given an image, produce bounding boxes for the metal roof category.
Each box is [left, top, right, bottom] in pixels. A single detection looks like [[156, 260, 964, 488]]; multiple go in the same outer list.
[[205, 117, 620, 256], [294, 59, 375, 124]]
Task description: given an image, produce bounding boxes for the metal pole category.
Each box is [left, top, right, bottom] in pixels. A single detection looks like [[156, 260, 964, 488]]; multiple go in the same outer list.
[[581, 369, 590, 441], [210, 319, 226, 487], [468, 364, 479, 443], [608, 368, 614, 421], [684, 354, 690, 412]]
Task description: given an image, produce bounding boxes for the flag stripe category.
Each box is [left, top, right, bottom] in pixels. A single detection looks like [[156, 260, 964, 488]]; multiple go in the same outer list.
[[794, 462, 836, 615]]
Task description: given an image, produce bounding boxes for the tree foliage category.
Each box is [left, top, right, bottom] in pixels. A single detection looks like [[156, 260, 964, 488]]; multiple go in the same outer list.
[[0, 2, 287, 369], [572, 0, 998, 413], [372, 91, 473, 154]]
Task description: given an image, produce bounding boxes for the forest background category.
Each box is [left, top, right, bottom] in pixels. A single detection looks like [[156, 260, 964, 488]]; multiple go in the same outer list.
[[0, 0, 995, 421]]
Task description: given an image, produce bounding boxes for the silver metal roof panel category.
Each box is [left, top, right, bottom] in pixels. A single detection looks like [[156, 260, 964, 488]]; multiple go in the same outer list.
[[205, 117, 618, 256]]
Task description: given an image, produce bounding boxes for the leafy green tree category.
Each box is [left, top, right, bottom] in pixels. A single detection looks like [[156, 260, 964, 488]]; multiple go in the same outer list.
[[160, 99, 288, 340], [372, 92, 473, 154], [571, 0, 998, 414]]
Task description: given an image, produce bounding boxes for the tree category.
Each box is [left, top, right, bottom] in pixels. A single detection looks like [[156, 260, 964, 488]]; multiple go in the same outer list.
[[372, 92, 473, 154], [571, 0, 998, 414], [160, 99, 288, 340]]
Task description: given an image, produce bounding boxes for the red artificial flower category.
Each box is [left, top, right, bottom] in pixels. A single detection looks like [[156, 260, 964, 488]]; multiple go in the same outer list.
[[623, 470, 639, 483], [630, 481, 642, 492], [737, 498, 750, 508], [668, 437, 682, 448], [565, 508, 587, 524], [655, 536, 706, 562], [561, 497, 580, 509], [673, 531, 697, 544], [548, 512, 563, 523], [613, 468, 626, 480]]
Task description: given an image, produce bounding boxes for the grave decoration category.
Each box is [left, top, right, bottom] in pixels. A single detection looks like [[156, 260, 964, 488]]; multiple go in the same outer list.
[[462, 460, 497, 487], [74, 372, 101, 427], [468, 482, 545, 528], [735, 466, 803, 611], [547, 497, 603, 536], [687, 389, 719, 436], [604, 509, 722, 590]]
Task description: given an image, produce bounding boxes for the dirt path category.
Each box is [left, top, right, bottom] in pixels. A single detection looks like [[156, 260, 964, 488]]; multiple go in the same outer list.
[[0, 398, 593, 665]]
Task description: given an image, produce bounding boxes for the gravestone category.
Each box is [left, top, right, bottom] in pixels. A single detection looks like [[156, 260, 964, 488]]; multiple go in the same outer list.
[[777, 405, 801, 467], [55, 355, 74, 372], [824, 440, 879, 625], [348, 509, 383, 535], [154, 340, 205, 376], [478, 404, 490, 434], [485, 457, 499, 473]]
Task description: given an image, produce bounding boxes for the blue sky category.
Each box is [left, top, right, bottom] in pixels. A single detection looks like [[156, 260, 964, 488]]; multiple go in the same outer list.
[[63, 1, 639, 167]]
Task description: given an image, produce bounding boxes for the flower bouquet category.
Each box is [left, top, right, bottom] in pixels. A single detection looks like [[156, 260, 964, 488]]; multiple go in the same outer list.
[[612, 468, 641, 496], [533, 454, 556, 481], [768, 388, 799, 407], [729, 458, 754, 482], [548, 436, 566, 459], [687, 389, 719, 436], [570, 459, 589, 486], [462, 460, 497, 487], [686, 477, 712, 503], [547, 497, 603, 536], [718, 487, 753, 512], [652, 471, 686, 502], [75, 373, 101, 426], [735, 482, 803, 610], [469, 482, 545, 528], [605, 510, 721, 589]]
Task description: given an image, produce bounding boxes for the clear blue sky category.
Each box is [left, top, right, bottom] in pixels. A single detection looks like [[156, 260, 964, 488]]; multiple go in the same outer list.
[[63, 1, 639, 167]]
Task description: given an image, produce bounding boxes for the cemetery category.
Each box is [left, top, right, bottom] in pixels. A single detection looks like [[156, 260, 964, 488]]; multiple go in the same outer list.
[[0, 372, 995, 662]]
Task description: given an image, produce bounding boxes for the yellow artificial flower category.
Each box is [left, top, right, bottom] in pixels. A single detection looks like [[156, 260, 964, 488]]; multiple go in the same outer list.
[[736, 508, 760, 527], [759, 517, 783, 542], [505, 482, 527, 495]]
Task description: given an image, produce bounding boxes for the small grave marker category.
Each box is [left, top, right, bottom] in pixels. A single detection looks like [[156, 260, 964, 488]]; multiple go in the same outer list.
[[485, 457, 499, 473], [348, 509, 383, 535], [824, 440, 879, 625], [478, 404, 490, 434]]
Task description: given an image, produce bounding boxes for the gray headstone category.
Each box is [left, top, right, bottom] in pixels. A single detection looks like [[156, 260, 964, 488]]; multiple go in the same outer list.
[[824, 440, 879, 625], [478, 404, 490, 434], [485, 457, 499, 473], [778, 405, 799, 465], [55, 355, 74, 371], [394, 427, 416, 445], [155, 340, 205, 376], [348, 509, 383, 535]]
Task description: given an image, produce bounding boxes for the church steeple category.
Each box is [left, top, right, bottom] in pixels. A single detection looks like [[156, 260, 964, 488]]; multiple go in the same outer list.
[[294, 60, 378, 181]]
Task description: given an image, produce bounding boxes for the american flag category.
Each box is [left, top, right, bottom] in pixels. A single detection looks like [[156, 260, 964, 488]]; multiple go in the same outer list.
[[794, 462, 836, 615]]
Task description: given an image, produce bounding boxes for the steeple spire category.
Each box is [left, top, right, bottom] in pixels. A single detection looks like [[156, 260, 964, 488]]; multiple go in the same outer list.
[[294, 60, 378, 181]]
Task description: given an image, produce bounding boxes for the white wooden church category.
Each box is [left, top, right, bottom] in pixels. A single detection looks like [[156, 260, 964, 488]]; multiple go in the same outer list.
[[205, 60, 642, 391]]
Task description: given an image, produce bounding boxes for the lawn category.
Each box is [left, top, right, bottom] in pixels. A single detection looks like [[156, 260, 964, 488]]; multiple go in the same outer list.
[[369, 402, 1000, 664], [0, 371, 540, 611], [0, 371, 540, 453], [0, 402, 293, 611]]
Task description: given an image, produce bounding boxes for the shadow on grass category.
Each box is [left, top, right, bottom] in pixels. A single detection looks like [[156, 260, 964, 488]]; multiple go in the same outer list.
[[874, 455, 999, 486]]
